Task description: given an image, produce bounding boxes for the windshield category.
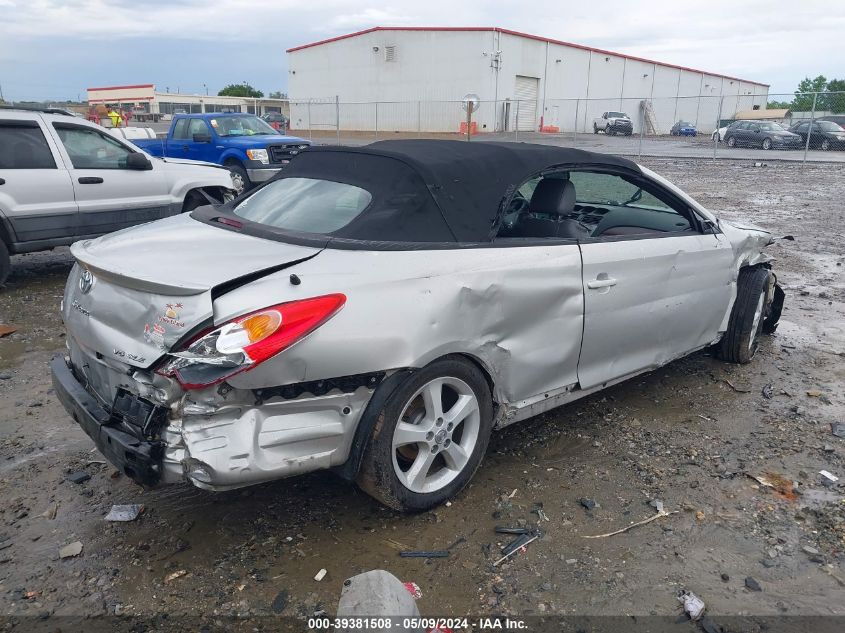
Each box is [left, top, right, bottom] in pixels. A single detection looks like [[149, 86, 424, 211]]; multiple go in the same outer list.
[[817, 121, 844, 132], [759, 122, 785, 131], [607, 112, 627, 118], [233, 177, 372, 233], [211, 115, 278, 137]]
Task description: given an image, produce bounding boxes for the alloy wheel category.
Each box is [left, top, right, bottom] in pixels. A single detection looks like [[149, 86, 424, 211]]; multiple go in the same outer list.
[[391, 376, 481, 494]]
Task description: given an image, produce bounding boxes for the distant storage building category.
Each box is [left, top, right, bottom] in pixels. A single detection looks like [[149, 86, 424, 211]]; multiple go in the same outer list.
[[86, 84, 288, 118], [286, 27, 769, 134]]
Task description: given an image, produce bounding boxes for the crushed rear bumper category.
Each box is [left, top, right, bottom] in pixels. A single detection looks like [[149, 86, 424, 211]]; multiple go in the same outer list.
[[50, 354, 164, 486]]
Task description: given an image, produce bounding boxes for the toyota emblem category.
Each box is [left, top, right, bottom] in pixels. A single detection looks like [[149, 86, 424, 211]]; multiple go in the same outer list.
[[79, 269, 94, 294]]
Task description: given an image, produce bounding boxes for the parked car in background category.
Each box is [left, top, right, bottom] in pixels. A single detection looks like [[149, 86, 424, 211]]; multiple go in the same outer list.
[[723, 120, 803, 150], [132, 113, 310, 192], [789, 120, 845, 151], [711, 124, 730, 142], [818, 115, 845, 127], [0, 108, 236, 284], [670, 121, 697, 136], [51, 140, 784, 511], [593, 111, 633, 135], [261, 111, 289, 132]]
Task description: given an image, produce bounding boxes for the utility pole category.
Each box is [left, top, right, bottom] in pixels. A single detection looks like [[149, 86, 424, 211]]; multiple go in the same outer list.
[[0, 81, 5, 102]]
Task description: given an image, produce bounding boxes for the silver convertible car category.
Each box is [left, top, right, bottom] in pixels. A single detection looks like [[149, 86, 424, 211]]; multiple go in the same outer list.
[[51, 140, 784, 511]]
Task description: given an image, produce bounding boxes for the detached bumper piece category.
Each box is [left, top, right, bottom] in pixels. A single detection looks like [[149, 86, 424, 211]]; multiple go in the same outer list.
[[50, 355, 166, 486]]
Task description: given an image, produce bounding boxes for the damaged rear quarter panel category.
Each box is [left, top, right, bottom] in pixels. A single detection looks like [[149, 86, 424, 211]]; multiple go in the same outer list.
[[214, 245, 585, 405]]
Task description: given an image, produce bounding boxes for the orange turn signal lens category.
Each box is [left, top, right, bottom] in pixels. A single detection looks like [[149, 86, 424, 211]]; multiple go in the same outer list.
[[242, 311, 281, 343]]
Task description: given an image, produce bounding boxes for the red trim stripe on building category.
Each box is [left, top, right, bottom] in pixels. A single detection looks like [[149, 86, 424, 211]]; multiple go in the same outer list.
[[87, 84, 155, 92]]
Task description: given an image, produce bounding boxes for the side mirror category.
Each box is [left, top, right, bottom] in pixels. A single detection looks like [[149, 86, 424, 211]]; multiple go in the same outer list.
[[193, 133, 212, 143], [125, 152, 152, 170]]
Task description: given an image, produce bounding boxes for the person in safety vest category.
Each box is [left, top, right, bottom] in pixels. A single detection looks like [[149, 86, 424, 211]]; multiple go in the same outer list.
[[107, 108, 122, 128]]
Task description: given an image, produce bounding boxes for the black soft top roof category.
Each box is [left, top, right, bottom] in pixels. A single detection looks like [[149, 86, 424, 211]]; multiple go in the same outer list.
[[198, 140, 642, 246]]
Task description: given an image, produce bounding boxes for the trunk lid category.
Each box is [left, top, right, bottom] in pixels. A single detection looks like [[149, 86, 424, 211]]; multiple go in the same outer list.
[[65, 214, 322, 370]]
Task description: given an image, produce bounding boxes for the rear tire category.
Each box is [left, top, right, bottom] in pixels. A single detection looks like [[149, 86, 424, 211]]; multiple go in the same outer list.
[[593, 124, 598, 134], [0, 241, 9, 286], [717, 267, 772, 364], [356, 356, 494, 512], [821, 138, 831, 151], [726, 136, 736, 148], [762, 137, 772, 150]]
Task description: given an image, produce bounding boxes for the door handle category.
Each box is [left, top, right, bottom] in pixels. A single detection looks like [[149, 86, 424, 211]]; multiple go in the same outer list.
[[78, 177, 104, 184], [182, 145, 189, 151], [587, 276, 618, 289]]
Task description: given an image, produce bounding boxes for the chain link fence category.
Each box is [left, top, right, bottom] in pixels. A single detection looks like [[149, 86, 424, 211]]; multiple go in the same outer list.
[[283, 92, 845, 162]]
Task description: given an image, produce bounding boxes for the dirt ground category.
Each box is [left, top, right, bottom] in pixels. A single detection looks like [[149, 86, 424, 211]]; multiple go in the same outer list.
[[1, 158, 843, 631]]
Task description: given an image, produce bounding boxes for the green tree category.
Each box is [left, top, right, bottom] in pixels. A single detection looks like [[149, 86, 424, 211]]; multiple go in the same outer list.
[[268, 91, 287, 99], [792, 75, 827, 111], [218, 82, 264, 98], [767, 99, 792, 109], [824, 78, 845, 113]]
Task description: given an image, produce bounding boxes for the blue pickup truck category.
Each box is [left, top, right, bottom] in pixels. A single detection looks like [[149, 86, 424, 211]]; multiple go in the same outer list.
[[133, 113, 310, 192]]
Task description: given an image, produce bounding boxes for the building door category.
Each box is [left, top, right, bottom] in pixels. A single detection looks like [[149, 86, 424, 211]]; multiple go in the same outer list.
[[514, 76, 539, 131]]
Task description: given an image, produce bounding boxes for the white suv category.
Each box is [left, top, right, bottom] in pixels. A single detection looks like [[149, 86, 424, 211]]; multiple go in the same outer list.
[[0, 109, 237, 284]]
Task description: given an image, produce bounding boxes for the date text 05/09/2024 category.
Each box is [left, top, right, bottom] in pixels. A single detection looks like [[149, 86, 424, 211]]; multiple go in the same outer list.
[[306, 616, 527, 630]]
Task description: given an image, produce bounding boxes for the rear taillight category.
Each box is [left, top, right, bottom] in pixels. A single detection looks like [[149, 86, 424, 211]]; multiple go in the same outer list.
[[159, 294, 345, 389]]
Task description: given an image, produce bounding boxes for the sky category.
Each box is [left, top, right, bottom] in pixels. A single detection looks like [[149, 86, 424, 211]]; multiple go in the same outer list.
[[1, 0, 842, 102]]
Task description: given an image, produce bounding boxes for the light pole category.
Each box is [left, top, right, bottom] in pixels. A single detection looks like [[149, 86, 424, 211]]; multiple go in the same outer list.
[[203, 83, 208, 96]]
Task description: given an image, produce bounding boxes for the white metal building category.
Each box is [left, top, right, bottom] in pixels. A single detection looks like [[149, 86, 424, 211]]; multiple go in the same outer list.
[[87, 84, 288, 117], [286, 27, 769, 134]]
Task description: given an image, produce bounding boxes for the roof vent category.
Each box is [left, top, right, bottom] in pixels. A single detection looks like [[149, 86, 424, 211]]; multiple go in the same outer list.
[[384, 45, 396, 62]]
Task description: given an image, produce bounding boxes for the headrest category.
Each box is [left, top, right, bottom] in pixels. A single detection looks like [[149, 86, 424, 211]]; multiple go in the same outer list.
[[529, 178, 576, 216]]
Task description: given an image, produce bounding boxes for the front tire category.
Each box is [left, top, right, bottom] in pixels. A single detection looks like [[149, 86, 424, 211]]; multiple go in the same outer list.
[[593, 124, 599, 134], [357, 357, 494, 512], [226, 163, 250, 194], [717, 267, 772, 364], [0, 241, 10, 286], [605, 125, 613, 136]]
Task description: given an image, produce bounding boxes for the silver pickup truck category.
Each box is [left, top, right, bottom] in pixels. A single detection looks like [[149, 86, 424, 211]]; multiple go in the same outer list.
[[0, 108, 237, 284], [593, 111, 633, 136]]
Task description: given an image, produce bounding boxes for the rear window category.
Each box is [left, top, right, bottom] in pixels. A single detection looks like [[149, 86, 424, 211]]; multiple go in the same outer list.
[[233, 177, 373, 233], [0, 122, 56, 169]]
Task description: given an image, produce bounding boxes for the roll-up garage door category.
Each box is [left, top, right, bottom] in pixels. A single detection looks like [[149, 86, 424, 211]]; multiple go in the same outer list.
[[514, 75, 539, 131]]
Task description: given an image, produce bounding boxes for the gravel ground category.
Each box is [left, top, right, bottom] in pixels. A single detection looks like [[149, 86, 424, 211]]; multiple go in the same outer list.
[[0, 157, 843, 631]]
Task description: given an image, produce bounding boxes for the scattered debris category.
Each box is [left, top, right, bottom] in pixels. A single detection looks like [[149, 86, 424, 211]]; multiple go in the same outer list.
[[59, 541, 83, 559], [806, 389, 824, 397], [508, 489, 518, 499], [66, 471, 91, 485], [399, 550, 449, 558], [271, 590, 289, 614], [761, 383, 774, 399], [403, 582, 422, 599], [164, 570, 188, 584], [724, 379, 751, 393], [582, 506, 678, 539], [746, 472, 799, 501], [492, 533, 541, 567], [500, 531, 539, 557], [314, 568, 327, 582], [831, 423, 845, 439], [649, 499, 664, 513], [720, 573, 730, 582], [745, 577, 762, 592], [104, 504, 144, 522], [41, 504, 57, 520], [802, 545, 820, 556], [819, 470, 839, 483], [0, 324, 19, 338], [579, 498, 599, 510], [495, 526, 530, 535], [677, 589, 705, 620]]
